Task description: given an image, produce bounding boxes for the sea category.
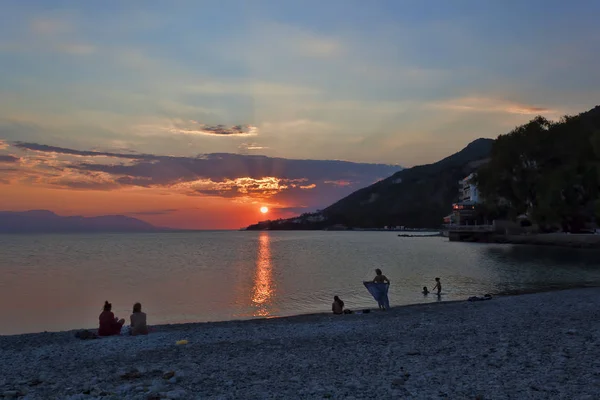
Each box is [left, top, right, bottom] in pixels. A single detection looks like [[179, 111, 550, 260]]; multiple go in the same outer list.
[[1, 231, 599, 335]]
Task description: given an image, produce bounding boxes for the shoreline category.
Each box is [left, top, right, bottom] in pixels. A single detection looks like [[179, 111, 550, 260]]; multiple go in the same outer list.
[[449, 231, 600, 249], [1, 287, 599, 399], [3, 283, 598, 339]]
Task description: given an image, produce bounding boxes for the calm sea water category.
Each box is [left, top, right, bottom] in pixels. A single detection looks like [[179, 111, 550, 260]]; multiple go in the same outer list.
[[1, 231, 599, 335]]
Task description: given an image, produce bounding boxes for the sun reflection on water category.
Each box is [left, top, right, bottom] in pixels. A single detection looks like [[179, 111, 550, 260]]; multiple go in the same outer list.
[[251, 232, 274, 316]]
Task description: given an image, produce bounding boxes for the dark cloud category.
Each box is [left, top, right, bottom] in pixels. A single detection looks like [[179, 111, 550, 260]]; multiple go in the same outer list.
[[171, 122, 258, 136], [8, 141, 401, 209], [199, 124, 256, 136], [0, 155, 19, 163], [13, 142, 155, 160], [69, 152, 398, 185]]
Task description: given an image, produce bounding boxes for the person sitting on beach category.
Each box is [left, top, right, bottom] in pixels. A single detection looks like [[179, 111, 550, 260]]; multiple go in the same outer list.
[[98, 301, 125, 336], [130, 302, 148, 336], [432, 277, 442, 295], [332, 296, 344, 315], [422, 286, 429, 295], [332, 296, 353, 315]]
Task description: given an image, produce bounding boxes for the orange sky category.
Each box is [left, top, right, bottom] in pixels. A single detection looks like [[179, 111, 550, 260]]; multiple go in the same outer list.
[[0, 182, 289, 230], [0, 141, 398, 229]]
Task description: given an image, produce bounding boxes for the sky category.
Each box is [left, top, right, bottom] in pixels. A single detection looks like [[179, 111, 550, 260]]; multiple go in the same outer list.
[[1, 0, 599, 229]]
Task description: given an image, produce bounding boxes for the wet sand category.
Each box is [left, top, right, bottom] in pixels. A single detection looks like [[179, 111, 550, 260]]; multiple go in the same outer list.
[[1, 288, 599, 399]]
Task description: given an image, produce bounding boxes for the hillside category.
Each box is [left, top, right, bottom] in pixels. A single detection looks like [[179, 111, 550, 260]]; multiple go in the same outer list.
[[0, 210, 159, 233], [321, 138, 493, 228], [246, 138, 493, 230]]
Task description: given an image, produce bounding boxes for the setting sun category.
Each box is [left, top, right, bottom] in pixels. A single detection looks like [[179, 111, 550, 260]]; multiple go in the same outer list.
[[260, 206, 269, 214]]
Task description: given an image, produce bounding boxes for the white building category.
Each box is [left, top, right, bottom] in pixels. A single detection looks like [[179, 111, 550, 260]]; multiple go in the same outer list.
[[459, 173, 480, 204], [448, 173, 481, 226]]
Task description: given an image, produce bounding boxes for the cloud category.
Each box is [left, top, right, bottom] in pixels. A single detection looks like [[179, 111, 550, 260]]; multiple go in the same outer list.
[[239, 143, 268, 151], [429, 97, 557, 116], [4, 141, 400, 210], [299, 184, 316, 190], [13, 142, 154, 160], [169, 122, 258, 137], [0, 140, 8, 150], [324, 180, 353, 187], [0, 155, 19, 163]]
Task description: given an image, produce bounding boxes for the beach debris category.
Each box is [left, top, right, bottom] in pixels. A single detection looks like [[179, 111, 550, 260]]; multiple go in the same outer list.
[[175, 339, 188, 345], [163, 371, 175, 380], [406, 351, 421, 356], [566, 329, 577, 335]]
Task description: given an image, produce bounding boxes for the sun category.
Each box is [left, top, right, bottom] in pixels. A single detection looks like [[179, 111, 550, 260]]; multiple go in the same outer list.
[[260, 206, 269, 214]]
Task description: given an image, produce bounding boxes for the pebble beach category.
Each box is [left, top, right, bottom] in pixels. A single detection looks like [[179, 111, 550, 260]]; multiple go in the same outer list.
[[1, 288, 599, 399]]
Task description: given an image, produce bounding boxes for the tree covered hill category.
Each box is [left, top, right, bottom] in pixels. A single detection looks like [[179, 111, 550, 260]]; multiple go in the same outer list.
[[475, 105, 600, 232]]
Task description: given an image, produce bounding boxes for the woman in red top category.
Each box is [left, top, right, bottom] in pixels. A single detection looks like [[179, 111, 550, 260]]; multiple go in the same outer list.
[[98, 301, 125, 336]]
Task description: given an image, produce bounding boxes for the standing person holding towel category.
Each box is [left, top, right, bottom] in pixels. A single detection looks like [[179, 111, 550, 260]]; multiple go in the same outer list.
[[372, 269, 391, 310]]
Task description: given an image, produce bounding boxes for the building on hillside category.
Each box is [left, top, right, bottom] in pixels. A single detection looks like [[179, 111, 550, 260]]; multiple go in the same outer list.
[[448, 173, 481, 225], [459, 173, 480, 203]]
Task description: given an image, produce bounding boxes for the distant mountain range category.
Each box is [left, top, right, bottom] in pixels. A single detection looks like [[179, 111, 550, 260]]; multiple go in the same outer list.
[[0, 210, 159, 233], [246, 138, 494, 230]]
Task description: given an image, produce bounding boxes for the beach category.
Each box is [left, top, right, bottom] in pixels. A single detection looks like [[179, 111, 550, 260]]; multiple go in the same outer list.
[[1, 288, 599, 400]]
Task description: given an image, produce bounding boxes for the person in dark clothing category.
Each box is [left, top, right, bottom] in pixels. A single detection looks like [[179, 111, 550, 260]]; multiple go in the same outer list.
[[373, 269, 390, 310], [332, 296, 344, 314], [98, 301, 125, 336], [433, 277, 442, 295], [332, 296, 352, 314]]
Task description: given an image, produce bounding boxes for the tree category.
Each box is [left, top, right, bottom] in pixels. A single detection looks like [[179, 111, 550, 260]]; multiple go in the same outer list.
[[476, 108, 600, 232]]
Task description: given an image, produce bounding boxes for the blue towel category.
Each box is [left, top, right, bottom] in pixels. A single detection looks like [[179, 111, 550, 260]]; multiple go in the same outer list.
[[363, 281, 390, 309]]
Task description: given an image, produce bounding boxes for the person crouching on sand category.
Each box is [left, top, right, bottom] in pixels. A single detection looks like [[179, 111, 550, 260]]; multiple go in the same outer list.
[[130, 302, 148, 336], [98, 301, 125, 336], [332, 296, 352, 314], [332, 296, 344, 314]]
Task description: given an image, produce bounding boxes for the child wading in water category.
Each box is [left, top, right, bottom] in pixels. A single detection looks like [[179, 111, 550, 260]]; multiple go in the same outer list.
[[432, 277, 442, 295]]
